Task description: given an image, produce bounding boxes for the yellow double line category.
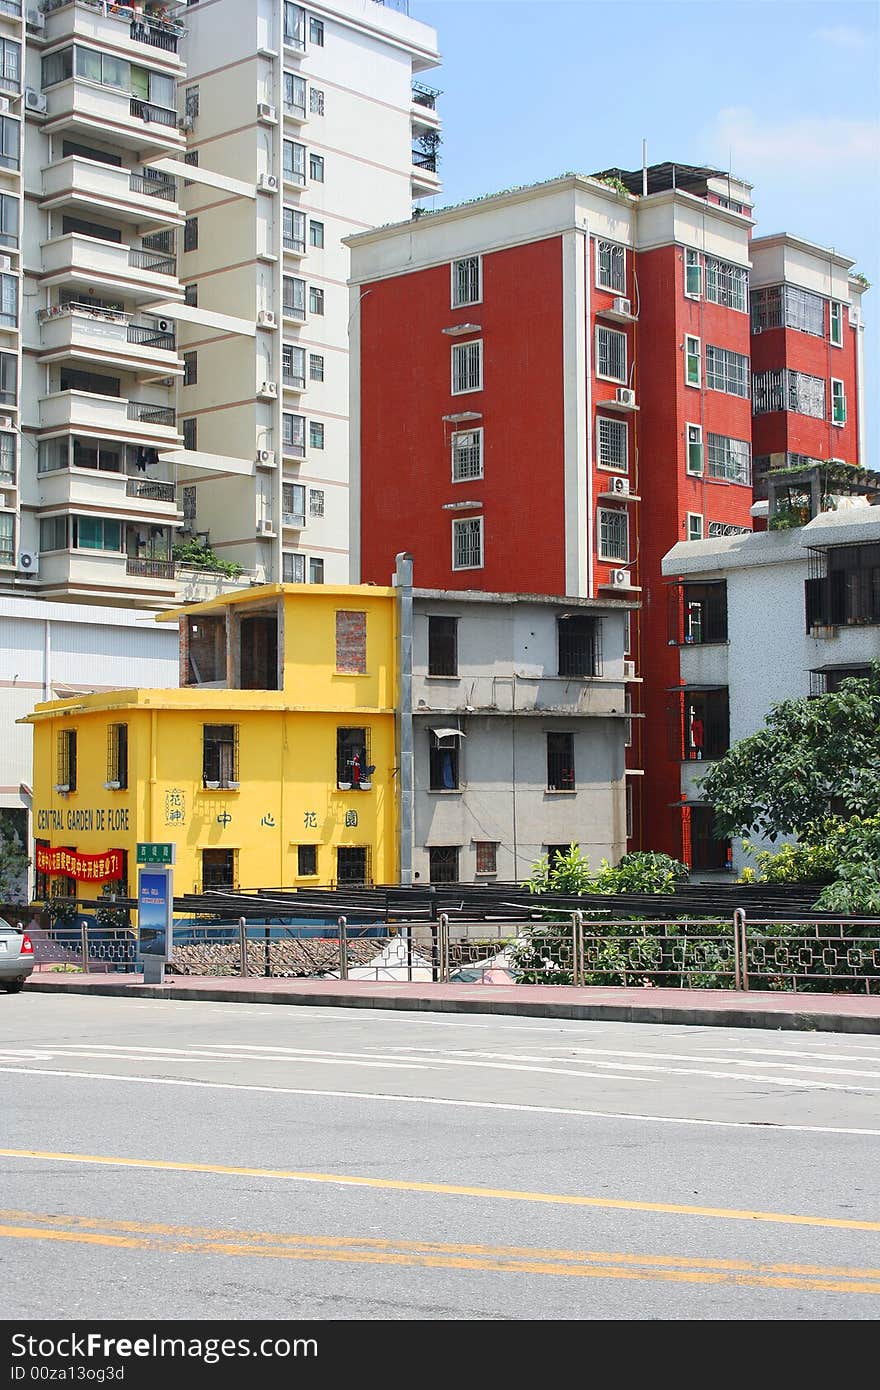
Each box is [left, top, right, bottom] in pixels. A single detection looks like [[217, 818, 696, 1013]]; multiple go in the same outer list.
[[2, 1211, 880, 1295]]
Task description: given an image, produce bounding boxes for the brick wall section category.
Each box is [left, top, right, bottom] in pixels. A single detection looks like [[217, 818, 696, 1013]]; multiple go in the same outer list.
[[178, 617, 190, 688], [335, 610, 367, 674]]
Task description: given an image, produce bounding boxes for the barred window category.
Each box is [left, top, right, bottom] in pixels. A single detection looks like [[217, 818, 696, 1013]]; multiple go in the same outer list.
[[429, 847, 459, 883], [452, 256, 480, 307], [309, 353, 324, 381], [547, 732, 575, 791], [106, 724, 128, 790], [309, 488, 324, 517], [282, 412, 305, 456], [452, 516, 483, 570], [596, 240, 625, 293], [705, 345, 749, 397], [753, 369, 824, 418], [474, 842, 497, 875], [782, 285, 824, 336], [309, 420, 324, 449], [283, 552, 305, 583], [598, 508, 628, 562], [704, 257, 748, 313], [558, 614, 601, 677], [706, 433, 751, 485], [451, 340, 482, 394], [708, 521, 750, 538], [596, 326, 626, 382], [310, 87, 325, 116], [282, 344, 305, 388], [202, 724, 238, 787], [596, 415, 627, 471], [57, 729, 77, 791], [451, 428, 483, 481]]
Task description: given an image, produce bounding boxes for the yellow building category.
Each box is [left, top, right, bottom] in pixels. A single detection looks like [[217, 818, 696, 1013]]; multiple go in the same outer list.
[[24, 584, 399, 898]]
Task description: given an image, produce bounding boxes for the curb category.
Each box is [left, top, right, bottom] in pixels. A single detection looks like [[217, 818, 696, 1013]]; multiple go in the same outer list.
[[23, 977, 880, 1035]]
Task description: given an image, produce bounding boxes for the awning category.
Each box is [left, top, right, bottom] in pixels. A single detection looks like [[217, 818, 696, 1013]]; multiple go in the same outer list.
[[429, 727, 467, 740]]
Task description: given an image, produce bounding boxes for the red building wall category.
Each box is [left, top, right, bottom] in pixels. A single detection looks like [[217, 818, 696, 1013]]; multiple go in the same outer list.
[[750, 307, 861, 463]]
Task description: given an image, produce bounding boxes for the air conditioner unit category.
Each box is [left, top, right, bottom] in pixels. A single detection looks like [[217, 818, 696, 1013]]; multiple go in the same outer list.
[[612, 297, 632, 317], [257, 102, 277, 123], [26, 8, 45, 32], [24, 88, 48, 115], [610, 568, 631, 588], [623, 659, 636, 679], [615, 387, 636, 407], [17, 550, 39, 577], [258, 380, 278, 398], [0, 98, 10, 115], [256, 448, 275, 466], [752, 325, 762, 335], [0, 255, 12, 273], [257, 310, 276, 329], [0, 415, 14, 430], [179, 114, 194, 132], [609, 476, 630, 495], [258, 174, 279, 193], [256, 519, 275, 535]]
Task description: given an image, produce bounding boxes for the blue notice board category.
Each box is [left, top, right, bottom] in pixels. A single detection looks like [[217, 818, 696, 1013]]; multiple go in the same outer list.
[[138, 866, 174, 962]]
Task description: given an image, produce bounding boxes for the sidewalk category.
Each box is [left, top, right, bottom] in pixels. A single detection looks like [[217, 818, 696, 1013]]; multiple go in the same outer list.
[[24, 972, 880, 1034]]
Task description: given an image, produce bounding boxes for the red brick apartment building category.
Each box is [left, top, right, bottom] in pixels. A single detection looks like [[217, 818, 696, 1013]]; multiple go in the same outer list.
[[346, 165, 866, 867]]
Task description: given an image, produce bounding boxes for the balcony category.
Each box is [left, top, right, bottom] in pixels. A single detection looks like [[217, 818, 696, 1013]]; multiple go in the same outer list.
[[411, 148, 441, 198], [44, 78, 184, 158], [37, 548, 179, 601], [38, 388, 181, 445], [40, 233, 181, 305], [37, 463, 182, 520], [40, 157, 183, 231], [282, 511, 305, 530], [411, 82, 441, 139], [38, 303, 182, 380], [43, 1, 185, 68]]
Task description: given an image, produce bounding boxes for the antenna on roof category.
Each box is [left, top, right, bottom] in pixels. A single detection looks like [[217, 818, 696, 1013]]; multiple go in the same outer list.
[[642, 139, 648, 197], [671, 164, 676, 190]]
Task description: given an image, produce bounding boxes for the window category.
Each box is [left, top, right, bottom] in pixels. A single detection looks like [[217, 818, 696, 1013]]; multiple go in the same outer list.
[[0, 271, 16, 329], [283, 3, 306, 51], [704, 257, 748, 313], [684, 335, 701, 387], [429, 731, 460, 791], [597, 415, 627, 472], [625, 782, 634, 839], [0, 39, 20, 92], [428, 616, 458, 676], [310, 87, 325, 116], [452, 515, 483, 570], [297, 844, 317, 877], [283, 552, 305, 583], [452, 256, 480, 308], [685, 690, 729, 761], [624, 691, 632, 749], [57, 729, 77, 792], [337, 846, 369, 887], [184, 217, 198, 252], [705, 345, 749, 397], [830, 301, 844, 347], [451, 340, 482, 393], [783, 285, 825, 337], [282, 482, 305, 523], [686, 423, 703, 475], [752, 369, 825, 418], [429, 846, 459, 884], [309, 353, 324, 381], [0, 349, 16, 405], [309, 153, 324, 182], [309, 556, 324, 584], [0, 192, 19, 248], [0, 511, 13, 566], [284, 72, 306, 119], [309, 219, 324, 248], [337, 727, 368, 786], [202, 849, 236, 890], [689, 806, 731, 873], [831, 379, 847, 425], [283, 275, 306, 320], [596, 240, 625, 293], [183, 351, 197, 387], [805, 543, 880, 630], [451, 428, 482, 481], [0, 115, 20, 172], [687, 513, 704, 542], [598, 508, 628, 562], [596, 326, 626, 382], [547, 732, 575, 791], [73, 516, 122, 552], [669, 581, 728, 645], [309, 488, 324, 517], [0, 429, 14, 485], [182, 418, 197, 451], [40, 515, 68, 552], [60, 366, 119, 397], [557, 614, 601, 677], [202, 724, 238, 788], [184, 283, 198, 307], [283, 140, 306, 185], [106, 724, 128, 790], [283, 413, 305, 457], [474, 842, 497, 876], [309, 420, 324, 450], [283, 207, 306, 253], [685, 248, 702, 298], [335, 610, 367, 674], [546, 845, 573, 867], [706, 433, 751, 485], [707, 521, 749, 538], [283, 343, 306, 389], [309, 285, 324, 315], [309, 17, 324, 45]]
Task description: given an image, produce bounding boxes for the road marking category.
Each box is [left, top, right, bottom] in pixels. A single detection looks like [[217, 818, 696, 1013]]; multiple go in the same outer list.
[[2, 1065, 880, 1137], [1, 1150, 879, 1234]]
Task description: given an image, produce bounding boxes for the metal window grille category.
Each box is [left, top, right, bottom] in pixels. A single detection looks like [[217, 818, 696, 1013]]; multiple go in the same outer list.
[[283, 344, 306, 389], [428, 616, 458, 676], [451, 428, 482, 481], [452, 256, 480, 307], [336, 727, 370, 786], [283, 413, 305, 456], [705, 345, 749, 397], [783, 285, 825, 336], [474, 842, 497, 875], [309, 420, 324, 449], [429, 846, 459, 883], [336, 845, 371, 887], [297, 844, 317, 876], [558, 615, 602, 677], [597, 415, 627, 471], [182, 418, 197, 451], [309, 489, 324, 517], [669, 582, 729, 645], [183, 218, 198, 252], [750, 285, 782, 333], [706, 433, 751, 485], [183, 352, 197, 387], [106, 724, 128, 789], [309, 154, 324, 182], [596, 326, 626, 382], [810, 666, 872, 697], [202, 849, 236, 891], [668, 689, 730, 761], [788, 371, 825, 418], [452, 516, 483, 569], [283, 141, 306, 184], [452, 341, 482, 393], [751, 369, 784, 414], [597, 240, 625, 293], [598, 508, 628, 562], [283, 552, 305, 584], [202, 725, 238, 787], [309, 286, 324, 315], [704, 257, 748, 313], [57, 729, 77, 791], [547, 732, 575, 791], [309, 353, 324, 381], [182, 486, 196, 525], [310, 87, 325, 116], [707, 521, 750, 538]]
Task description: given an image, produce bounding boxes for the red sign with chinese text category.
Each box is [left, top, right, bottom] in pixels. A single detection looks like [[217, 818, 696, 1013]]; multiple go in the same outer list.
[[36, 846, 124, 883]]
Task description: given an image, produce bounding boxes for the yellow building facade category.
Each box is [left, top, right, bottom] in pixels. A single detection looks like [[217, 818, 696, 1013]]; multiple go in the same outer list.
[[25, 585, 400, 899]]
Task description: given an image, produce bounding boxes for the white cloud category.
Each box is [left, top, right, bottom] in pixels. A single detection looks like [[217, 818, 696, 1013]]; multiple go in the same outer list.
[[812, 25, 872, 49], [702, 107, 880, 183]]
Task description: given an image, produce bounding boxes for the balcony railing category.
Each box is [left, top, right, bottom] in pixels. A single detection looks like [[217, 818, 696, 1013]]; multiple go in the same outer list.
[[126, 557, 175, 580], [282, 372, 305, 391], [0, 2, 22, 18], [129, 98, 178, 130], [412, 83, 440, 110], [127, 324, 175, 351], [126, 478, 176, 503], [39, 302, 127, 327], [412, 150, 437, 172], [127, 401, 175, 427], [129, 172, 177, 202], [129, 249, 175, 276], [43, 2, 185, 55]]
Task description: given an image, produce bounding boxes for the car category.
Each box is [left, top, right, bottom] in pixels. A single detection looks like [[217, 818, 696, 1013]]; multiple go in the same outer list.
[[0, 916, 34, 993]]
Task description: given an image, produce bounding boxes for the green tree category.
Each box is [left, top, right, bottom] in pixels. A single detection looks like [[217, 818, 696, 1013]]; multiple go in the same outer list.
[[700, 668, 880, 840]]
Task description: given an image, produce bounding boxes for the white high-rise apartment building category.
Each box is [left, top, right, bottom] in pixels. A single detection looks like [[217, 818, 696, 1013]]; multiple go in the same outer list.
[[176, 0, 441, 584]]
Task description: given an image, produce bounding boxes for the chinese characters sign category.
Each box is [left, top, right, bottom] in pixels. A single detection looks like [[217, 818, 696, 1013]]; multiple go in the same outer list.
[[35, 846, 123, 883]]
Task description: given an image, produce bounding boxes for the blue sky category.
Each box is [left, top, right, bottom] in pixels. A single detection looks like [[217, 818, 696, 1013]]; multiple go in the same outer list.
[[413, 0, 879, 454]]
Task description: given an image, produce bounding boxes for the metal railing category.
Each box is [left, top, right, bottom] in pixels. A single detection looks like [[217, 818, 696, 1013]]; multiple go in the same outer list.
[[129, 99, 178, 130], [127, 401, 175, 427], [127, 324, 175, 350], [130, 173, 177, 201], [126, 477, 175, 503], [129, 249, 175, 276], [412, 150, 437, 172], [126, 557, 175, 580]]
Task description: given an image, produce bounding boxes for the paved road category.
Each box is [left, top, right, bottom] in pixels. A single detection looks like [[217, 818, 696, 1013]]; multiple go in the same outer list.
[[2, 993, 880, 1320]]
